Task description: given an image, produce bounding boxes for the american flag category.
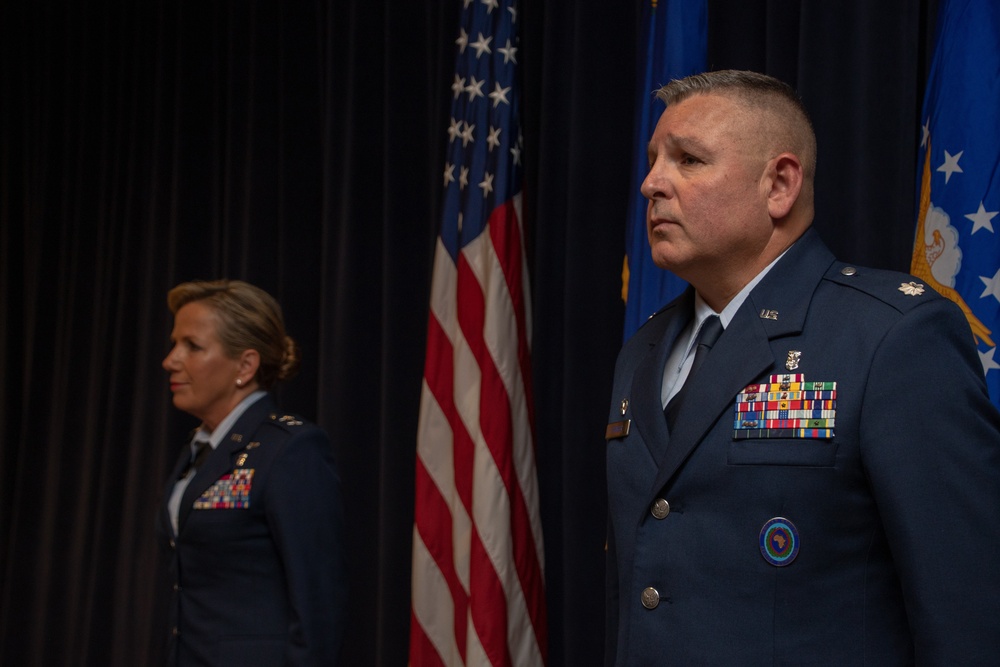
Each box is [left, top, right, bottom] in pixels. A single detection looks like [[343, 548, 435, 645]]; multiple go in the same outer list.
[[410, 1, 547, 665]]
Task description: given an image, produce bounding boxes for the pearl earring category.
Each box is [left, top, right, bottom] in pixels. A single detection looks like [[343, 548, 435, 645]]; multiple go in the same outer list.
[[236, 378, 243, 386]]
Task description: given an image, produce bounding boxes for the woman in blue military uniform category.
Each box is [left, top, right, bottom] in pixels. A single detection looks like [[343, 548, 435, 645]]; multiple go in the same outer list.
[[159, 279, 347, 666]]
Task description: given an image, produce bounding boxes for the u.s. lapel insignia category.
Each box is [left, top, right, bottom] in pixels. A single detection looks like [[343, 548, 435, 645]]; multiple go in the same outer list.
[[759, 309, 778, 320], [785, 350, 801, 371], [898, 281, 925, 296]]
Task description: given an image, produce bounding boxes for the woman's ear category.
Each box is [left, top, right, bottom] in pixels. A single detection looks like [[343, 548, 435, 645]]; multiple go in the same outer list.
[[238, 349, 261, 383]]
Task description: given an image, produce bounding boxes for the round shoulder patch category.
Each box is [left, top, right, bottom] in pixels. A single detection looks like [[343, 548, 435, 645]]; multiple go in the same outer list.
[[759, 517, 799, 567]]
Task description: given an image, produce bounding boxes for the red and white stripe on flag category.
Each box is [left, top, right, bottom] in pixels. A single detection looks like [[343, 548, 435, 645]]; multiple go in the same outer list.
[[410, 2, 547, 665]]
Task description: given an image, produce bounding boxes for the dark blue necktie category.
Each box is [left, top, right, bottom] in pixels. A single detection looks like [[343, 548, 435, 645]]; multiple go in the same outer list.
[[665, 315, 724, 430], [178, 439, 211, 479]]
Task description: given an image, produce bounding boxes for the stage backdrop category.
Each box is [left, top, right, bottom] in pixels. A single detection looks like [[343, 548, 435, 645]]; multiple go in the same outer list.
[[0, 0, 937, 664]]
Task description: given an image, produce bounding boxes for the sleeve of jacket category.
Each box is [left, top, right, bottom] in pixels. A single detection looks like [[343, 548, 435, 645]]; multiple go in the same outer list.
[[265, 426, 349, 665], [861, 295, 1000, 664]]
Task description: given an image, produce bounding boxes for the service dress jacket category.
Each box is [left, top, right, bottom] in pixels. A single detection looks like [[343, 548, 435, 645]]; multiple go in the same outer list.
[[605, 228, 1000, 666], [158, 394, 347, 667]]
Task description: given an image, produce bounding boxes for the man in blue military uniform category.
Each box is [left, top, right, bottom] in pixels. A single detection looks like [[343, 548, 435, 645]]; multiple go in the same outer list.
[[605, 70, 1000, 665]]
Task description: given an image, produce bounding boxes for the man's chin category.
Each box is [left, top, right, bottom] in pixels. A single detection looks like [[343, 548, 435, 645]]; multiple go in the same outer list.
[[648, 243, 683, 272]]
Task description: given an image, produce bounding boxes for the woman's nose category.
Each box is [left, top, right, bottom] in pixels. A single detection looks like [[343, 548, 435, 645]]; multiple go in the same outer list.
[[162, 345, 179, 371]]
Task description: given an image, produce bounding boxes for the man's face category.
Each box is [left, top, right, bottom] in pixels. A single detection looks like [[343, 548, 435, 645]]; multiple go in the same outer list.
[[640, 93, 775, 285]]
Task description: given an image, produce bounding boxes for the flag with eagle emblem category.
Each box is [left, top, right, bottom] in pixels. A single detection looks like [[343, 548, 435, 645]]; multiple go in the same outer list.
[[912, 0, 1000, 409]]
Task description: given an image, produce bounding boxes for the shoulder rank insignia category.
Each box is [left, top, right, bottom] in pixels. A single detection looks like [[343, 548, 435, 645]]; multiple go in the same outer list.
[[898, 281, 925, 296], [277, 414, 303, 426]]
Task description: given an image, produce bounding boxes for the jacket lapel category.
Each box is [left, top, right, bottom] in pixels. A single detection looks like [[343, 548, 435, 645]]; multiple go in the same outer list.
[[631, 290, 694, 463], [648, 304, 772, 494], [647, 228, 836, 495], [161, 435, 195, 537]]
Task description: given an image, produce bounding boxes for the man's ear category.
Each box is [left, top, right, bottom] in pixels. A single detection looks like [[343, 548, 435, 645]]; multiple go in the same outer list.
[[765, 152, 804, 220]]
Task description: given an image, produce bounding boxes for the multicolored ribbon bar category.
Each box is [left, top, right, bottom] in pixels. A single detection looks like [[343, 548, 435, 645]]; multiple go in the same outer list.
[[193, 468, 255, 509], [735, 418, 835, 429], [736, 390, 837, 403], [736, 410, 836, 420], [733, 374, 836, 440], [733, 428, 835, 440]]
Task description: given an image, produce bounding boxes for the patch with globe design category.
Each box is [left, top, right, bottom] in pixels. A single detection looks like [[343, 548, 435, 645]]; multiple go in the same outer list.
[[759, 517, 799, 567]]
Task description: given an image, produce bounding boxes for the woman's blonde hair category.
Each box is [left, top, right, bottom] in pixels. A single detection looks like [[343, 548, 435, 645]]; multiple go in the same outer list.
[[167, 279, 300, 389]]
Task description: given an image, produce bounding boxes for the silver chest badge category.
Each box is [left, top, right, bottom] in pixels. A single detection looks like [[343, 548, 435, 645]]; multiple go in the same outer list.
[[785, 350, 802, 371]]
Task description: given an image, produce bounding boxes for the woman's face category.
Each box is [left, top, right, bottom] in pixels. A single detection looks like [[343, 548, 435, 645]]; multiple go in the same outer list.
[[162, 300, 244, 431]]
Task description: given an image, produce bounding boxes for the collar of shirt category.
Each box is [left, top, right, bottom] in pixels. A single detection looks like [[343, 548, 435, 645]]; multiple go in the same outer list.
[[190, 390, 268, 455], [661, 246, 790, 408]]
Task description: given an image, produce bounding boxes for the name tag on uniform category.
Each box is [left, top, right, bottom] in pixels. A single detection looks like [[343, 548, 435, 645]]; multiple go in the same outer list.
[[605, 419, 631, 440]]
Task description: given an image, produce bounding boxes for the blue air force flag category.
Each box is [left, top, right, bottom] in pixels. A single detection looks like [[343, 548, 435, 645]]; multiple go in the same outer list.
[[622, 0, 706, 341], [912, 0, 1000, 408]]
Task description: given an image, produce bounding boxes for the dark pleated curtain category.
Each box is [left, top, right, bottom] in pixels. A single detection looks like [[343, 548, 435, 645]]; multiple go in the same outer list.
[[0, 0, 936, 665]]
